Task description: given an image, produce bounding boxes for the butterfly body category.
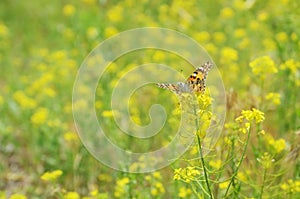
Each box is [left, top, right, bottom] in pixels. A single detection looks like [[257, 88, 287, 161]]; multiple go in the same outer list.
[[156, 61, 213, 94]]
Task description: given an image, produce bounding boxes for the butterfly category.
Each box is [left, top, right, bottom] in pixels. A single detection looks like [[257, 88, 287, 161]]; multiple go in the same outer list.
[[156, 61, 213, 94]]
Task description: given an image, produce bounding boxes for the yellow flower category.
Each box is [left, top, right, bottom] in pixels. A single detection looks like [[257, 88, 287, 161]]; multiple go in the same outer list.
[[107, 5, 123, 23], [280, 59, 300, 74], [220, 7, 234, 18], [13, 91, 37, 109], [86, 26, 99, 40], [64, 131, 79, 142], [63, 192, 80, 199], [40, 170, 63, 181], [249, 56, 277, 80], [104, 26, 118, 38], [63, 4, 76, 17], [258, 12, 268, 21], [257, 152, 274, 169], [152, 171, 162, 179], [276, 32, 288, 43], [9, 194, 27, 199], [81, 0, 97, 6], [0, 22, 9, 38], [219, 181, 230, 189], [31, 108, 49, 125], [220, 47, 238, 64], [234, 28, 246, 38], [173, 167, 200, 183], [178, 187, 192, 198], [0, 95, 3, 106], [194, 31, 211, 43], [263, 38, 277, 50], [213, 32, 226, 44], [265, 92, 281, 105], [209, 159, 222, 169]]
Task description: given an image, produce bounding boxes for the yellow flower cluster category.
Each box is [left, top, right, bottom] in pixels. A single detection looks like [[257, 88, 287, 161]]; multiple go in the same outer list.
[[280, 179, 300, 194], [280, 59, 300, 74], [40, 169, 63, 182], [114, 177, 129, 198], [13, 91, 37, 109], [236, 108, 265, 124], [249, 56, 278, 80], [178, 187, 192, 198], [173, 166, 201, 183], [264, 133, 286, 154], [31, 108, 49, 125], [265, 92, 281, 106], [63, 192, 80, 199], [257, 152, 274, 169]]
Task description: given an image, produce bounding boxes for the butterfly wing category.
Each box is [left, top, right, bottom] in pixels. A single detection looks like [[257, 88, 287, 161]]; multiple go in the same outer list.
[[186, 61, 213, 93]]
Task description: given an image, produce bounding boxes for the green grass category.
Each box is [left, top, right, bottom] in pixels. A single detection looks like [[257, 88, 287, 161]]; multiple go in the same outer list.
[[0, 0, 300, 198]]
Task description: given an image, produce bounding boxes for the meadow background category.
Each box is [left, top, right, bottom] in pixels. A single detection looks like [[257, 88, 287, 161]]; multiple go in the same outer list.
[[0, 0, 300, 198]]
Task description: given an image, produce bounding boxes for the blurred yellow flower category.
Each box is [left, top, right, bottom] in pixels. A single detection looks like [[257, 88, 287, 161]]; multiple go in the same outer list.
[[263, 38, 277, 50], [86, 26, 99, 40], [63, 28, 75, 40], [213, 32, 226, 44], [280, 59, 300, 74], [104, 26, 118, 38], [209, 159, 222, 169], [234, 28, 246, 38], [220, 7, 234, 18], [114, 177, 130, 198], [249, 56, 277, 79], [220, 47, 238, 64], [40, 169, 63, 181], [257, 152, 274, 169], [258, 12, 268, 21], [9, 194, 27, 199], [0, 22, 9, 38], [194, 31, 211, 43], [98, 173, 112, 182], [265, 92, 281, 105], [178, 187, 192, 198], [64, 131, 79, 142], [63, 192, 80, 199], [0, 95, 3, 106], [31, 108, 49, 125], [219, 180, 230, 189], [107, 5, 123, 23], [13, 91, 37, 109], [81, 0, 97, 6], [63, 4, 76, 17], [276, 32, 288, 43]]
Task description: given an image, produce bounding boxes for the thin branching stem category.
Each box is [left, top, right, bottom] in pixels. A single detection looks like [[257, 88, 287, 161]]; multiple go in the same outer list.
[[259, 168, 267, 199], [224, 126, 251, 197], [193, 101, 213, 199]]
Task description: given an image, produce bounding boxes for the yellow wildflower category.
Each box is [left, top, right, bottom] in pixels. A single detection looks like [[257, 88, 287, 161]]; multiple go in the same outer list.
[[63, 192, 80, 199], [209, 159, 222, 169], [86, 26, 99, 40], [81, 0, 97, 6], [40, 169, 63, 181], [234, 28, 246, 38], [13, 91, 37, 109], [258, 12, 268, 21], [104, 26, 118, 38], [9, 194, 27, 199], [220, 47, 238, 64], [63, 4, 76, 17], [219, 181, 230, 189], [280, 59, 300, 74], [31, 108, 49, 125], [173, 167, 200, 183], [276, 32, 288, 43], [213, 32, 226, 44], [220, 7, 234, 18], [0, 22, 9, 38], [64, 131, 79, 142], [237, 108, 265, 124], [265, 92, 281, 105], [178, 187, 192, 198], [0, 95, 3, 106], [194, 31, 211, 43], [257, 152, 274, 169], [107, 5, 123, 23], [249, 56, 277, 80]]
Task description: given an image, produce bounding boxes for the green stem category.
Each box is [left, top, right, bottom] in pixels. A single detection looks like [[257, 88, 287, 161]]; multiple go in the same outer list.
[[193, 102, 213, 199], [259, 168, 267, 199], [224, 126, 251, 197]]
